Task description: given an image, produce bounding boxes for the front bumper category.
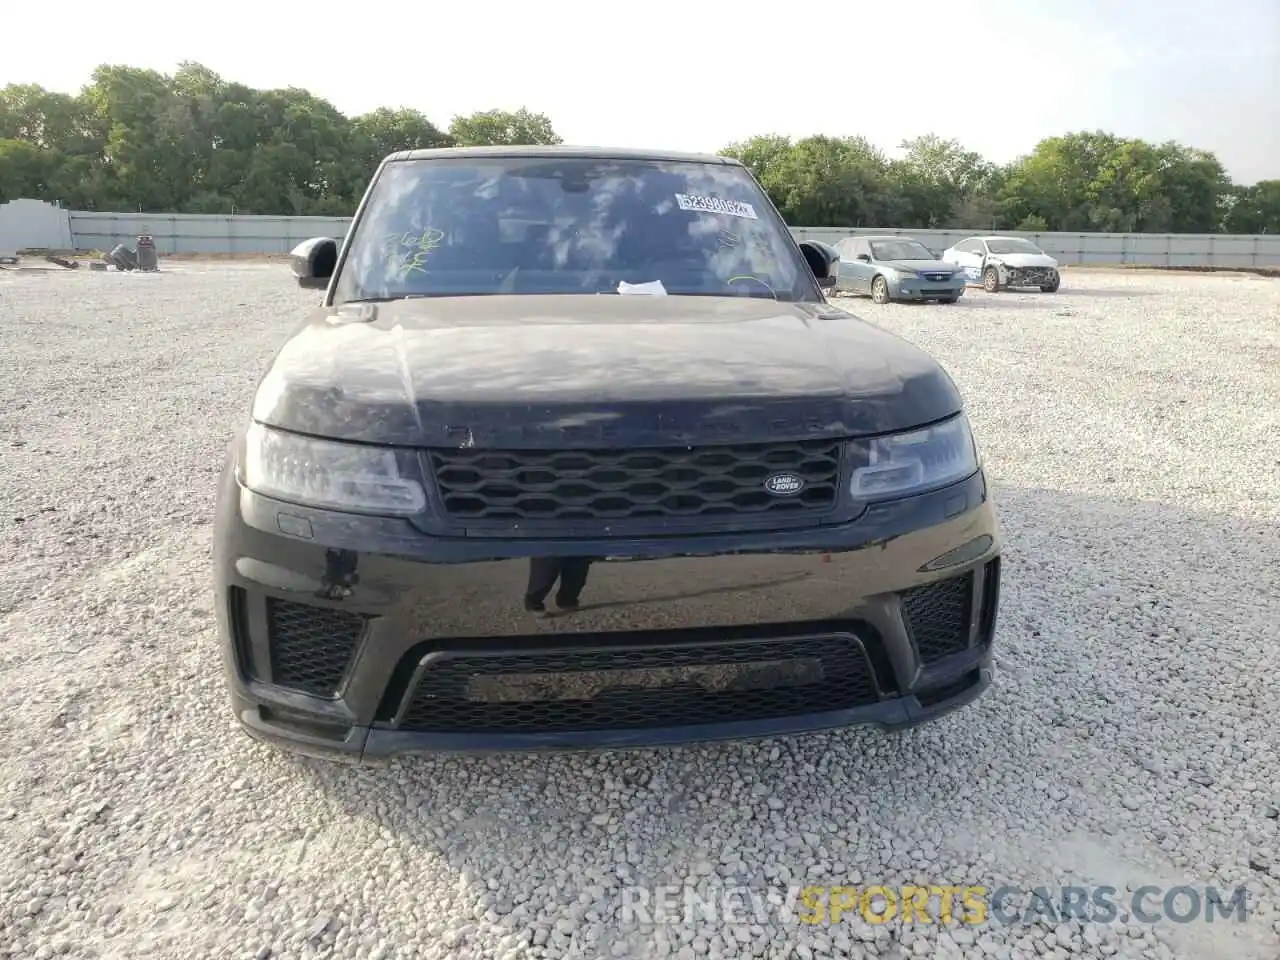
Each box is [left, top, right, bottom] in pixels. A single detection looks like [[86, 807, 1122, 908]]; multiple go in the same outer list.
[[999, 265, 1059, 288], [214, 461, 1002, 763], [888, 275, 967, 300]]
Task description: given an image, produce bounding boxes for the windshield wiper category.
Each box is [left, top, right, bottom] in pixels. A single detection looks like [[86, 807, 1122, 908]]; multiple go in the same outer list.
[[344, 292, 498, 304], [656, 290, 793, 302]]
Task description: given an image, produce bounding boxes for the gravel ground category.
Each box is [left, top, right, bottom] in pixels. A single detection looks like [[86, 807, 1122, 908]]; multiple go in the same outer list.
[[1, 263, 1278, 960]]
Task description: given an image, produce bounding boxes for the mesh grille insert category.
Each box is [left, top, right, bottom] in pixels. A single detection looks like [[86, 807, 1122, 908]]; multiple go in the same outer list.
[[428, 440, 842, 527], [900, 573, 973, 664], [397, 634, 878, 734], [267, 598, 366, 697]]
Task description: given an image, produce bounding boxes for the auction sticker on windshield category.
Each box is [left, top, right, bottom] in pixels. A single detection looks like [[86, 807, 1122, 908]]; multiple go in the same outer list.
[[675, 194, 758, 220]]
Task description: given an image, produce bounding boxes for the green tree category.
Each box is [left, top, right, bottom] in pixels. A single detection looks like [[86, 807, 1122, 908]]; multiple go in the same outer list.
[[447, 108, 561, 146], [951, 193, 1008, 231], [347, 107, 453, 193], [80, 65, 191, 210], [0, 138, 53, 201], [721, 134, 794, 185], [1222, 180, 1280, 233], [887, 135, 996, 228], [998, 131, 1118, 231], [757, 135, 896, 227], [0, 64, 463, 214], [0, 64, 1271, 230], [999, 132, 1231, 233], [0, 83, 97, 155]]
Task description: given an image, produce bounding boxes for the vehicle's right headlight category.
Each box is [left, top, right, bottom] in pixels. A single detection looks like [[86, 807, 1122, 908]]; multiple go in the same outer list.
[[847, 413, 980, 501], [241, 422, 427, 516]]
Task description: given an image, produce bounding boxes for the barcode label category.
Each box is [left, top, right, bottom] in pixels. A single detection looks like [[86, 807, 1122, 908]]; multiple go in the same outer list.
[[674, 194, 758, 220]]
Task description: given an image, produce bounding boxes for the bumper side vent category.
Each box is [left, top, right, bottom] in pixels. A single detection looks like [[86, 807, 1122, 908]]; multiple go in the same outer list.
[[266, 598, 367, 697], [978, 557, 1001, 646], [228, 586, 254, 680], [900, 572, 973, 665]]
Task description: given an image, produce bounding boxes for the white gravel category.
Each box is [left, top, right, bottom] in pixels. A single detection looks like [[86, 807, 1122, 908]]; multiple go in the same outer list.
[[1, 262, 1278, 960]]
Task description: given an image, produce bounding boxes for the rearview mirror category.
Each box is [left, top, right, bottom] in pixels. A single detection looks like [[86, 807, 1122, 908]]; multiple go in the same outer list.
[[799, 241, 840, 288], [290, 237, 339, 289], [855, 254, 872, 263]]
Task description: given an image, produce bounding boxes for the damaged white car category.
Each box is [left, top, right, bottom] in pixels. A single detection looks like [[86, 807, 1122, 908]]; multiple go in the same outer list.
[[941, 236, 1061, 293]]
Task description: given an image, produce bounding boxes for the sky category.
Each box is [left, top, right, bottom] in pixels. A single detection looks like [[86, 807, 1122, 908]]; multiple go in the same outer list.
[[4, 0, 1279, 184]]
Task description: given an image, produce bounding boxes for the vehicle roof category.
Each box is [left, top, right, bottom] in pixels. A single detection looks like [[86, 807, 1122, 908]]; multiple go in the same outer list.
[[858, 235, 927, 242], [944, 236, 1040, 245], [384, 144, 741, 165]]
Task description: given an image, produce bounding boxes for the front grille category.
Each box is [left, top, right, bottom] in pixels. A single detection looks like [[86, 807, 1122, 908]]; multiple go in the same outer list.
[[428, 440, 842, 527], [900, 573, 973, 664], [921, 272, 952, 282], [395, 632, 879, 734], [267, 598, 367, 696]]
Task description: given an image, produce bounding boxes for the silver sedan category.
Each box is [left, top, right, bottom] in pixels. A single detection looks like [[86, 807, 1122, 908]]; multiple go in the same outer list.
[[834, 236, 967, 304]]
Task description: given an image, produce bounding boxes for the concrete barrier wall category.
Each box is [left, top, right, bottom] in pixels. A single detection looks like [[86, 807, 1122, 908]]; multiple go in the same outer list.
[[67, 209, 352, 256], [3, 200, 1278, 267], [789, 227, 1280, 268], [0, 199, 75, 256]]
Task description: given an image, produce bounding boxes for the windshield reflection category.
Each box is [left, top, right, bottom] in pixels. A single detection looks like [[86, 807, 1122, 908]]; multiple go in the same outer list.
[[525, 557, 594, 612], [987, 239, 1044, 255], [333, 157, 819, 304], [871, 241, 934, 261]]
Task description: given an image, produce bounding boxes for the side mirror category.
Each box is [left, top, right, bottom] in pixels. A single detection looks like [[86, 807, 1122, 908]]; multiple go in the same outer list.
[[855, 253, 872, 263], [290, 237, 339, 289], [799, 241, 840, 288]]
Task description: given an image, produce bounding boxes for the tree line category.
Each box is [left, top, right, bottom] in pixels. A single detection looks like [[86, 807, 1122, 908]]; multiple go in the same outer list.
[[1, 62, 1277, 234]]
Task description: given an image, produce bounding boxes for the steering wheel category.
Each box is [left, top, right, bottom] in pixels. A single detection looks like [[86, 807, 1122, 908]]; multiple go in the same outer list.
[[726, 275, 777, 299]]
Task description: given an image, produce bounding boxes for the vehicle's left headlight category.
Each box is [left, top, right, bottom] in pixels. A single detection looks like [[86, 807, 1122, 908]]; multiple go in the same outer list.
[[847, 413, 980, 501], [241, 422, 427, 516]]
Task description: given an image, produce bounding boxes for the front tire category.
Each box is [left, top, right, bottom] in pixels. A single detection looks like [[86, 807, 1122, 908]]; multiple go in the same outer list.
[[1040, 274, 1061, 293], [871, 276, 891, 304], [983, 267, 1001, 293]]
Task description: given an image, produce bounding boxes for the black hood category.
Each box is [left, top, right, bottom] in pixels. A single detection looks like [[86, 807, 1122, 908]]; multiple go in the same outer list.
[[251, 295, 964, 447]]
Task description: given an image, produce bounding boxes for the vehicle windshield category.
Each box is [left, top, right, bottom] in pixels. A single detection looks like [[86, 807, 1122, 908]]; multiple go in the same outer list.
[[986, 238, 1044, 255], [332, 157, 819, 303], [869, 240, 935, 261]]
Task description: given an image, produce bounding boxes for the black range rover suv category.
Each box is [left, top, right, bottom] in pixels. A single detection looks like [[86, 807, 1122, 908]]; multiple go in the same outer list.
[[213, 145, 1002, 762]]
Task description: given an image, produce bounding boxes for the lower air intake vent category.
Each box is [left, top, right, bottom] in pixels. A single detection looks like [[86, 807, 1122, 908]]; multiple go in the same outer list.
[[395, 632, 880, 734], [267, 598, 366, 697], [900, 573, 973, 664]]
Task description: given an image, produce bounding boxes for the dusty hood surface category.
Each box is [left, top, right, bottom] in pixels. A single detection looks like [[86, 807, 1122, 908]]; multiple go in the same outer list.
[[882, 259, 960, 274], [252, 295, 965, 447], [992, 252, 1058, 269]]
